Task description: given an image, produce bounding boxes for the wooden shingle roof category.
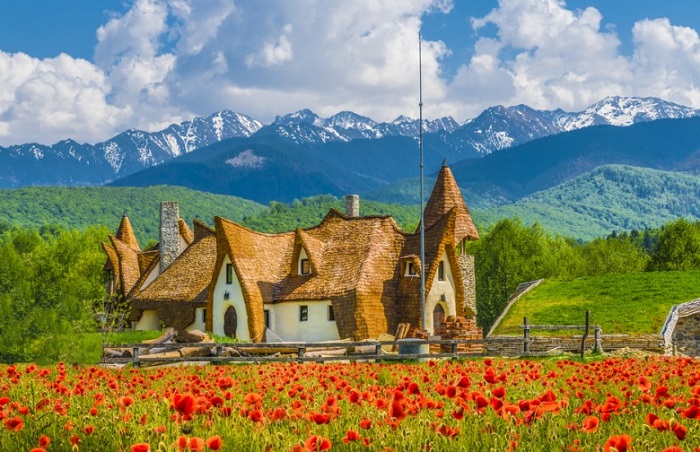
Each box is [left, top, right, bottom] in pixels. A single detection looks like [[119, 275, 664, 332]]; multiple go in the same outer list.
[[129, 220, 216, 330], [420, 162, 479, 242], [209, 208, 459, 341], [115, 214, 141, 251]]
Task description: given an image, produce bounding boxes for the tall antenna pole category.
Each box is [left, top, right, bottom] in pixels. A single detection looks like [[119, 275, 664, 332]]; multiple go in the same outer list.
[[419, 32, 426, 332]]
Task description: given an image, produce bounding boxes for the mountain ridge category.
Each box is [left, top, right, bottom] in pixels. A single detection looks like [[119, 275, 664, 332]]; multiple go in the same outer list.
[[0, 96, 695, 189]]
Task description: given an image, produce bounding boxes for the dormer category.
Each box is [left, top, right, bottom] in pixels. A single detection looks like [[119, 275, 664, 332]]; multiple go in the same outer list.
[[401, 255, 421, 277], [298, 248, 312, 275], [291, 228, 323, 277]]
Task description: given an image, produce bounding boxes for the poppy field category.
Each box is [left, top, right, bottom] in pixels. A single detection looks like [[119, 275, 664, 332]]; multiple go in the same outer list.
[[2, 357, 700, 451]]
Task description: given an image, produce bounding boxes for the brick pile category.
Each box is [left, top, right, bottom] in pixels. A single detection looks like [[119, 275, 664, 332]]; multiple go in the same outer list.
[[434, 316, 484, 354]]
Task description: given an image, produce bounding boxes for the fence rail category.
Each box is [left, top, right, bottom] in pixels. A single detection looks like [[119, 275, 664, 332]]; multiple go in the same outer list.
[[101, 331, 666, 367]]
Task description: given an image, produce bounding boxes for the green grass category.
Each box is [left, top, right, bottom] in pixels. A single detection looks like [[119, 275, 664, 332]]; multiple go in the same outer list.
[[491, 271, 700, 335]]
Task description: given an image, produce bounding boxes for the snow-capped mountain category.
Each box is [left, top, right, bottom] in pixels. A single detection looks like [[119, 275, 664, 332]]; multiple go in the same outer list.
[[0, 110, 262, 187], [258, 109, 460, 145], [0, 96, 697, 189], [444, 96, 699, 156]]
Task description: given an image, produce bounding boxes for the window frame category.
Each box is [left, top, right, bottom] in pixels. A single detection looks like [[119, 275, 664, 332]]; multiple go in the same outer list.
[[225, 263, 233, 284], [201, 308, 207, 323], [406, 262, 418, 276], [328, 305, 335, 321], [299, 305, 308, 322], [438, 261, 445, 281], [300, 258, 311, 275]]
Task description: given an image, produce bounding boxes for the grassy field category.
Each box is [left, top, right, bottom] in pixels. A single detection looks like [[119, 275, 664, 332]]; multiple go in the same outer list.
[[491, 271, 700, 335]]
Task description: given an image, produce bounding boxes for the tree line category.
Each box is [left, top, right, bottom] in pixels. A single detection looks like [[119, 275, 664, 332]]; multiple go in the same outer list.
[[466, 217, 700, 332]]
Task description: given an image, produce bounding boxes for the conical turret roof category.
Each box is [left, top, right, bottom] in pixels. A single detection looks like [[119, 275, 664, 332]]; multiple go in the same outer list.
[[419, 161, 479, 242], [115, 213, 141, 251]]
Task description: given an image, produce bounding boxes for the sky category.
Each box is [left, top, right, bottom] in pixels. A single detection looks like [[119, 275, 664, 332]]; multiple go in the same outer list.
[[2, 0, 700, 146]]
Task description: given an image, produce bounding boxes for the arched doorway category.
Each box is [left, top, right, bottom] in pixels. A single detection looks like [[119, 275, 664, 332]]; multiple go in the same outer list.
[[224, 306, 238, 338], [433, 303, 445, 333]]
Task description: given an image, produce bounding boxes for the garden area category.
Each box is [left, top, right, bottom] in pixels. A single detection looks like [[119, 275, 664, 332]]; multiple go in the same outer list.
[[2, 357, 700, 451]]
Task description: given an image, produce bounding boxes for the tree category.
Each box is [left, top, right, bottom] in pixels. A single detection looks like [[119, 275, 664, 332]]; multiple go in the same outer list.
[[648, 218, 700, 271], [467, 218, 579, 332]]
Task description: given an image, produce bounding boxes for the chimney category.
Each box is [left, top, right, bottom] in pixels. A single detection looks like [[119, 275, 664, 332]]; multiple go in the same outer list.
[[159, 201, 179, 273], [345, 194, 359, 217]]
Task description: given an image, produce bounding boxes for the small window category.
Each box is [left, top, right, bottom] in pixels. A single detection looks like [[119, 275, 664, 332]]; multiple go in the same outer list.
[[299, 305, 308, 322], [406, 262, 418, 276], [438, 261, 445, 281], [300, 258, 310, 275], [264, 309, 270, 328], [225, 263, 233, 284], [328, 305, 335, 321], [201, 308, 207, 323]]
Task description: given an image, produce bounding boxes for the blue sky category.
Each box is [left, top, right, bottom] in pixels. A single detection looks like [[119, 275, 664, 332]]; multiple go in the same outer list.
[[1, 0, 700, 146]]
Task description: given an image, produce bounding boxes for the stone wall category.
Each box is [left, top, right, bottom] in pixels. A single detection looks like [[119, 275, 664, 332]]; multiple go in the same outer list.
[[457, 254, 476, 317], [671, 314, 700, 356]]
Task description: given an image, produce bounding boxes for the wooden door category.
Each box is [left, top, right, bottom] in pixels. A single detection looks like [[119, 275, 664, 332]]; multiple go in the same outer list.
[[433, 303, 445, 333], [224, 306, 238, 338]]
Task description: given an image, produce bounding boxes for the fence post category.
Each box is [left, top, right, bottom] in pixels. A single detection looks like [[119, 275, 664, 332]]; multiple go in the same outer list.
[[215, 345, 222, 357], [581, 310, 590, 359], [297, 346, 305, 363], [451, 340, 458, 359], [523, 317, 530, 354], [594, 326, 602, 353], [133, 346, 140, 368]]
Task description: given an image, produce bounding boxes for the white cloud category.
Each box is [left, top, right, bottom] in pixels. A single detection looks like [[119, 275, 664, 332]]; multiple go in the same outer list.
[[3, 0, 700, 146], [244, 25, 294, 68], [0, 51, 126, 145], [448, 0, 700, 120]]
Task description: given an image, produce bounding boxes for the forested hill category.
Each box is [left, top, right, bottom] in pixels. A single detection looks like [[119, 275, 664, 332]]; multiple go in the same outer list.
[[2, 164, 700, 243], [477, 165, 700, 240], [0, 186, 265, 244], [0, 187, 420, 243]]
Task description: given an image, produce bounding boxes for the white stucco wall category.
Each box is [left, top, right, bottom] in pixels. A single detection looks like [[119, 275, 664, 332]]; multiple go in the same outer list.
[[270, 300, 339, 342], [298, 248, 309, 274], [134, 309, 161, 330], [425, 252, 457, 334], [211, 255, 250, 340], [140, 265, 160, 290], [186, 307, 207, 332]]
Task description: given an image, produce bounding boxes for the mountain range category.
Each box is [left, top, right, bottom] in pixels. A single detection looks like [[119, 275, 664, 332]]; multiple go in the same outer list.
[[1, 96, 696, 190]]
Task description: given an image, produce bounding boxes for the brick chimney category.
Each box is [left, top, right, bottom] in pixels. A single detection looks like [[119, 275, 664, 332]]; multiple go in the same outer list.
[[345, 194, 359, 217], [159, 201, 179, 273]]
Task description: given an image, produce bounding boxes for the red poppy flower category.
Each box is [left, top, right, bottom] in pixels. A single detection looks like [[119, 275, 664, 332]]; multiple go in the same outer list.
[[342, 430, 360, 443], [360, 418, 372, 429], [661, 447, 683, 452], [29, 449, 47, 452], [492, 386, 506, 399], [189, 437, 205, 452], [38, 435, 50, 447], [604, 434, 632, 452], [4, 416, 23, 432], [304, 435, 332, 451], [243, 392, 262, 405], [312, 412, 330, 425], [205, 435, 222, 451], [173, 394, 197, 416], [671, 422, 687, 441], [83, 425, 95, 435], [581, 416, 599, 433], [131, 444, 150, 452]]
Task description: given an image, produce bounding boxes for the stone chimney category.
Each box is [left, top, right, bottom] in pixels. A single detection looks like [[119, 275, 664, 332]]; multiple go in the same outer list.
[[345, 194, 359, 217], [458, 254, 477, 317], [159, 201, 179, 273]]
